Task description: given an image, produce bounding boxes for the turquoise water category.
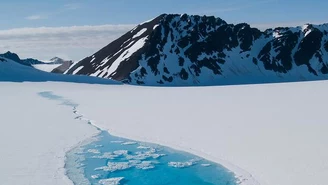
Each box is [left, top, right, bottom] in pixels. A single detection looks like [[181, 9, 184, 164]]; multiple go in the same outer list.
[[66, 131, 238, 185], [38, 91, 238, 185]]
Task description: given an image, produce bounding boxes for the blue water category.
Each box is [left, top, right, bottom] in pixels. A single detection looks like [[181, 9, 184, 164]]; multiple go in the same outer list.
[[66, 131, 238, 185], [38, 91, 238, 185]]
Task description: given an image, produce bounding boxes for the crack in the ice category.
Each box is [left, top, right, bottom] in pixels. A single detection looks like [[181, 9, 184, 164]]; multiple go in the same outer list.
[[38, 91, 102, 131], [38, 91, 104, 185]]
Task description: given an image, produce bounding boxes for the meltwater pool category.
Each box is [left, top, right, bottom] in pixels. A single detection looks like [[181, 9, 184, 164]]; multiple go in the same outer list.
[[65, 131, 238, 185]]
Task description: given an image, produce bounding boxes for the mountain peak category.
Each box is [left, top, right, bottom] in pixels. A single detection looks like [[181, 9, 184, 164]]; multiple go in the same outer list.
[[66, 14, 328, 86], [49, 57, 71, 64], [50, 57, 63, 61], [0, 51, 46, 66], [1, 51, 21, 62]]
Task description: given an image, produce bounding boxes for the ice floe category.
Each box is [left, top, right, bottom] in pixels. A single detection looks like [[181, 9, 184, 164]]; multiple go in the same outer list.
[[168, 159, 201, 168], [121, 141, 137, 145], [113, 150, 129, 155], [137, 145, 151, 149], [110, 141, 124, 143], [91, 152, 119, 159], [168, 161, 194, 168], [95, 159, 158, 173], [95, 162, 131, 172], [87, 149, 100, 154], [135, 161, 155, 170], [98, 177, 124, 185], [91, 174, 101, 179], [125, 148, 165, 160], [92, 150, 130, 159]]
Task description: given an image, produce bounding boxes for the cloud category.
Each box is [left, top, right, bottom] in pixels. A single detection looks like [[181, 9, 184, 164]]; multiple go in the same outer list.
[[64, 3, 81, 10], [24, 3, 81, 22], [250, 21, 327, 30], [0, 24, 135, 61], [25, 15, 47, 20]]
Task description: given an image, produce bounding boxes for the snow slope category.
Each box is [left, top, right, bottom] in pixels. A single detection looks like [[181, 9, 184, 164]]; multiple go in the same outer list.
[[1, 81, 327, 185], [0, 57, 120, 84], [33, 64, 62, 72]]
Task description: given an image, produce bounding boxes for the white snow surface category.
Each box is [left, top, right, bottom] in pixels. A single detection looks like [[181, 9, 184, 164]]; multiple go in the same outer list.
[[0, 83, 99, 185], [1, 81, 328, 185]]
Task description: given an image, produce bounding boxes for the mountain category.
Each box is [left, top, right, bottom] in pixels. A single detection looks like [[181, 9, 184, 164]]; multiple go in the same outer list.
[[0, 56, 120, 84], [0, 51, 22, 64], [0, 51, 45, 66], [51, 60, 74, 74], [33, 57, 73, 73], [66, 14, 328, 86], [23, 58, 45, 65], [49, 57, 67, 64]]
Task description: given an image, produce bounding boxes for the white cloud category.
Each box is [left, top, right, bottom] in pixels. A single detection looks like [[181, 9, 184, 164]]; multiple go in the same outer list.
[[25, 15, 47, 20], [250, 21, 327, 30], [24, 3, 80, 22], [0, 24, 135, 61], [64, 3, 81, 10]]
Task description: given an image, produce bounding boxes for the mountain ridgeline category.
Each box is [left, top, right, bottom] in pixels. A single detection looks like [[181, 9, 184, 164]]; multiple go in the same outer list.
[[0, 51, 45, 66], [66, 14, 328, 86]]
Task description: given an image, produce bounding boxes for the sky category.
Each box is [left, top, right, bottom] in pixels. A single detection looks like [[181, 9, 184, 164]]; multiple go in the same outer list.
[[0, 0, 327, 61]]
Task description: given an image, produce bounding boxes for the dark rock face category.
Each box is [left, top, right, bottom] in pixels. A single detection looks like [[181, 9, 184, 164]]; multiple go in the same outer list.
[[258, 29, 299, 73], [324, 41, 328, 52], [67, 14, 328, 86], [294, 27, 323, 75]]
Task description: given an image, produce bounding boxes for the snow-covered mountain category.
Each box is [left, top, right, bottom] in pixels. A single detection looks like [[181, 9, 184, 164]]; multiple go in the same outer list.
[[66, 14, 328, 86], [0, 56, 119, 84]]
